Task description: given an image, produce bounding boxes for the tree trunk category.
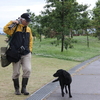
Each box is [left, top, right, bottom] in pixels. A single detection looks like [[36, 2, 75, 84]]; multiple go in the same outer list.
[[98, 33, 100, 40], [61, 33, 64, 52], [70, 29, 73, 38], [40, 32, 42, 42], [86, 29, 89, 48], [61, 0, 64, 52]]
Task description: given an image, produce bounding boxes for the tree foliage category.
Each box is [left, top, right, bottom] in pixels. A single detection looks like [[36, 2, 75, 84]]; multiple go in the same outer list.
[[92, 0, 100, 40]]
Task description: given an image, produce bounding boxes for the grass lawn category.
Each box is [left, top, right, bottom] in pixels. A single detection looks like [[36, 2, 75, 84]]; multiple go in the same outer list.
[[33, 36, 100, 62], [0, 35, 100, 100]]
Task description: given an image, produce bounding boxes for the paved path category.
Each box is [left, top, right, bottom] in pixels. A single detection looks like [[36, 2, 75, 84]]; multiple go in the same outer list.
[[44, 57, 100, 100]]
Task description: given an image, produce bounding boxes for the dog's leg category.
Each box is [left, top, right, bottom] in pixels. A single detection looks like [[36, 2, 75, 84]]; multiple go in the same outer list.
[[65, 85, 68, 94], [68, 84, 72, 98], [52, 78, 59, 82], [61, 85, 64, 97]]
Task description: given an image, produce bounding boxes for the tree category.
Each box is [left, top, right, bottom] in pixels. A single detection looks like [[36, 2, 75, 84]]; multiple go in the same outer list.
[[27, 9, 44, 41], [73, 4, 89, 34], [41, 0, 89, 51], [92, 0, 100, 40], [26, 9, 36, 36], [41, 0, 79, 52]]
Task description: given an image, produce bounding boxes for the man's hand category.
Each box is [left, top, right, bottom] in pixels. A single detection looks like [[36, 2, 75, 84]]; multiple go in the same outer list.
[[12, 20, 19, 24]]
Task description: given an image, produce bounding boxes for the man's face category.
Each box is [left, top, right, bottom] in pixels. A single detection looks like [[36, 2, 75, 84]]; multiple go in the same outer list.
[[21, 19, 30, 26]]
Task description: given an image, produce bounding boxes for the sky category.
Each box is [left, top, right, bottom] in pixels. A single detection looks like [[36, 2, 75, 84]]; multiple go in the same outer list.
[[77, 0, 98, 9], [0, 0, 98, 28]]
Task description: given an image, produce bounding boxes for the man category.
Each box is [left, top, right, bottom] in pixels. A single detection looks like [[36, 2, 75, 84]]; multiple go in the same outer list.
[[3, 13, 33, 95]]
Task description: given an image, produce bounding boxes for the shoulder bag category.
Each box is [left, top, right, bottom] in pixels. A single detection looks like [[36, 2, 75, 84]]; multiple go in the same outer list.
[[1, 25, 18, 67]]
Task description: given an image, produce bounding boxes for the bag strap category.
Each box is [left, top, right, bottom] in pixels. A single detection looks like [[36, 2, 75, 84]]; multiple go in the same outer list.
[[7, 24, 19, 47], [22, 26, 27, 45]]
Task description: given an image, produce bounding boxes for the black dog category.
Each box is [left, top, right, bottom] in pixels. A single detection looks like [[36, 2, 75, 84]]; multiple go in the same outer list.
[[53, 69, 72, 98]]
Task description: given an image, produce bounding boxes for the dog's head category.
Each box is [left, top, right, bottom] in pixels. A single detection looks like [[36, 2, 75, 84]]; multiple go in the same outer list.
[[53, 69, 64, 77]]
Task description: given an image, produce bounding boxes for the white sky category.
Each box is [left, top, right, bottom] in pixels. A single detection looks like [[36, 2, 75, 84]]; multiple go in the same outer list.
[[0, 0, 46, 28], [0, 0, 98, 28], [77, 0, 98, 9]]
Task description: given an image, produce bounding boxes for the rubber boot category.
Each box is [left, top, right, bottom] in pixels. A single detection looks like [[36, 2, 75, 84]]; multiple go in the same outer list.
[[13, 78, 21, 95], [21, 78, 29, 95]]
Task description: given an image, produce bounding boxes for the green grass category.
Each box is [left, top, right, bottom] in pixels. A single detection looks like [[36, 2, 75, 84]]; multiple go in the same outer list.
[[33, 36, 100, 62], [0, 35, 100, 100]]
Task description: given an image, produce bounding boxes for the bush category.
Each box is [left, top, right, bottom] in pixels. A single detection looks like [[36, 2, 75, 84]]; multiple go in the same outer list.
[[64, 38, 74, 50]]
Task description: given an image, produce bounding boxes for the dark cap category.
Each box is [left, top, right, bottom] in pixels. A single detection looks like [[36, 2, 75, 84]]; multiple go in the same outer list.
[[21, 13, 31, 22]]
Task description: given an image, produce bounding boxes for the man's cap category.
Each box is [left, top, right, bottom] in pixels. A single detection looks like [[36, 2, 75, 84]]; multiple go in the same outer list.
[[21, 13, 31, 22]]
